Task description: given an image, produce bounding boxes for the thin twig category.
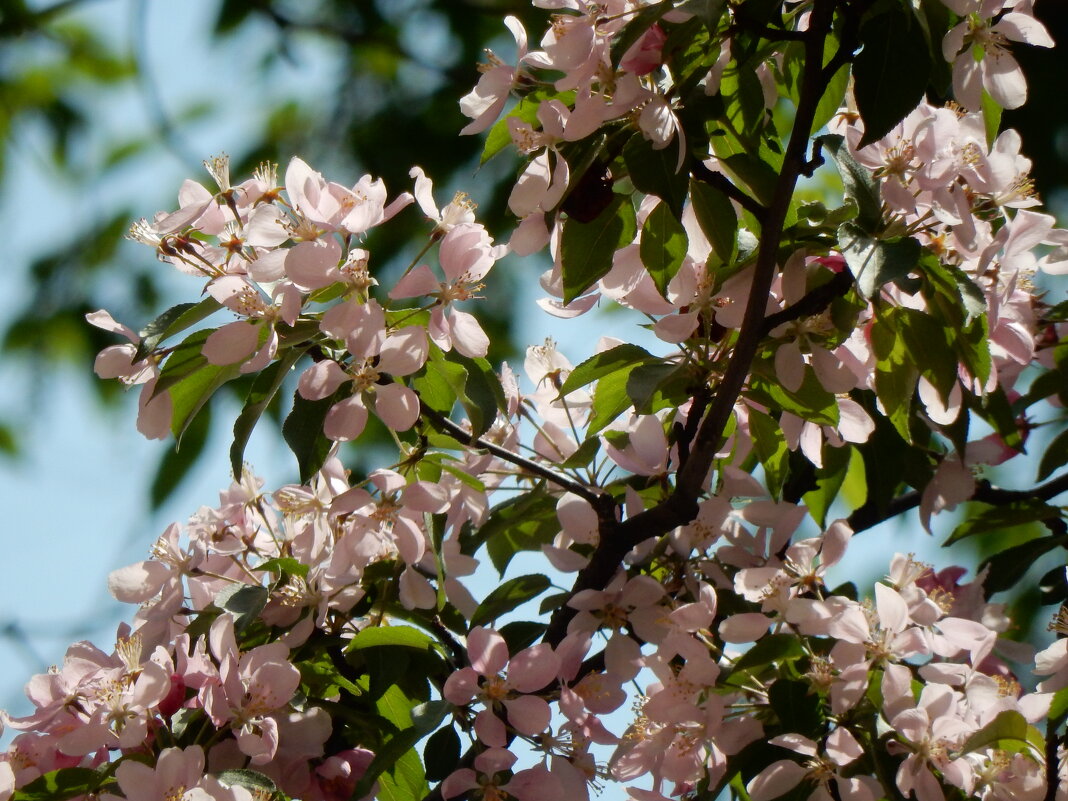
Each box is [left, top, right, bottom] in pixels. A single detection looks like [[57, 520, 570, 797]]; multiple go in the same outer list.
[[691, 160, 767, 222], [847, 472, 1068, 535], [419, 402, 603, 506]]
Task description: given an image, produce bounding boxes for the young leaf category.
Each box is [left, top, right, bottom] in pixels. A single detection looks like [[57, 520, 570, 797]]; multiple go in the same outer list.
[[819, 134, 882, 233], [561, 195, 637, 303], [853, 7, 931, 147], [134, 296, 222, 361], [558, 344, 654, 397], [470, 574, 552, 627], [689, 178, 738, 262], [641, 201, 689, 298], [624, 134, 689, 219], [838, 224, 921, 300], [230, 348, 303, 477]]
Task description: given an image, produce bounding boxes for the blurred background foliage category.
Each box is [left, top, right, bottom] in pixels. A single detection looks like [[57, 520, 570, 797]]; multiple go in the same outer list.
[[0, 0, 1065, 678]]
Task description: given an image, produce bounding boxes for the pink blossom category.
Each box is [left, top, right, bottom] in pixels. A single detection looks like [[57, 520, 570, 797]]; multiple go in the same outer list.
[[443, 627, 559, 746]]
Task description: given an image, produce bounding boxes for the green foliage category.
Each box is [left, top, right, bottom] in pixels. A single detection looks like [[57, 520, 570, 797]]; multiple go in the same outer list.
[[560, 194, 637, 303]]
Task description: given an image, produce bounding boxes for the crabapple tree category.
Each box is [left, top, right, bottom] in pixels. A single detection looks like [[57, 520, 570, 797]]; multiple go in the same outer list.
[[4, 1, 1068, 801]]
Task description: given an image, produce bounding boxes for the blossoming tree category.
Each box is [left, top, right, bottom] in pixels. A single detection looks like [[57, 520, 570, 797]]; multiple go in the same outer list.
[[4, 1, 1068, 800]]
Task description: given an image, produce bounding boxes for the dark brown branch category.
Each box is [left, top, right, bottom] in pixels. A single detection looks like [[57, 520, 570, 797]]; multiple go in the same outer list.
[[847, 472, 1068, 535], [418, 402, 604, 507], [759, 268, 854, 336], [544, 0, 849, 647], [674, 0, 841, 503]]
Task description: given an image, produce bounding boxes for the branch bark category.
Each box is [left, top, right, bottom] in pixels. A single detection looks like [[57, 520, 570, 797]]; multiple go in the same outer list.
[[545, 0, 851, 647]]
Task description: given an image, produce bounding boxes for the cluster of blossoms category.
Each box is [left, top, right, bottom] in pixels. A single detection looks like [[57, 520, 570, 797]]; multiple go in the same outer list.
[[5, 1, 1068, 801], [3, 458, 1066, 800]]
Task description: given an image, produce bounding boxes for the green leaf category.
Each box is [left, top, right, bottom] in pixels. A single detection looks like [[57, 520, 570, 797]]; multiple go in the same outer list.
[[980, 89, 1003, 148], [1038, 564, 1068, 606], [411, 348, 455, 416], [479, 92, 566, 166], [378, 748, 429, 801], [154, 329, 241, 443], [960, 710, 1044, 758], [720, 61, 766, 146], [215, 584, 268, 632], [768, 678, 824, 738], [348, 625, 438, 652], [626, 361, 684, 415], [351, 701, 451, 801], [560, 194, 636, 304], [560, 436, 601, 468], [979, 535, 1068, 595], [499, 621, 549, 654], [689, 178, 737, 263], [811, 64, 850, 135], [445, 352, 505, 438], [423, 726, 460, 783], [479, 489, 560, 573], [747, 368, 839, 427], [470, 574, 552, 628], [676, 0, 729, 29], [282, 388, 343, 482], [749, 408, 790, 497], [150, 402, 211, 509], [945, 500, 1062, 546], [559, 344, 654, 397], [13, 768, 115, 801], [898, 308, 957, 402], [255, 557, 309, 579], [230, 348, 302, 477], [819, 134, 882, 233], [1037, 426, 1068, 481], [134, 296, 222, 361], [1050, 686, 1068, 723], [641, 201, 689, 298], [853, 8, 932, 147], [730, 633, 804, 671], [624, 134, 689, 219], [839, 224, 921, 300], [802, 443, 852, 528], [217, 770, 280, 800], [589, 366, 639, 435], [716, 152, 779, 207]]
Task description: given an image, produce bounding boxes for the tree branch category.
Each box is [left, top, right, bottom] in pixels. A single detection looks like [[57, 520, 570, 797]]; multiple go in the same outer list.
[[847, 472, 1068, 535], [544, 0, 849, 647], [418, 402, 604, 506], [759, 268, 854, 337], [691, 160, 767, 222]]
